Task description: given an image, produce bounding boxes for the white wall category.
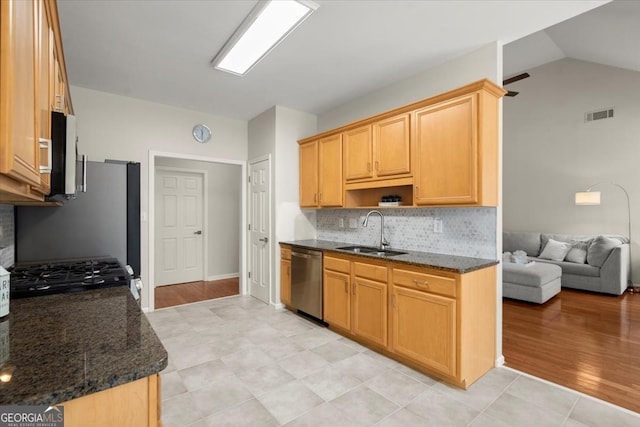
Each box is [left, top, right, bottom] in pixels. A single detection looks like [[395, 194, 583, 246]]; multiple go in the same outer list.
[[248, 106, 317, 305], [503, 58, 640, 282], [274, 106, 317, 243], [318, 43, 501, 131], [70, 86, 247, 309], [155, 157, 241, 279]]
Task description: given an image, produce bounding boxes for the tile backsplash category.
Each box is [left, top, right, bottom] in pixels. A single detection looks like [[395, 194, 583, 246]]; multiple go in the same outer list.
[[0, 204, 14, 268], [316, 207, 496, 259]]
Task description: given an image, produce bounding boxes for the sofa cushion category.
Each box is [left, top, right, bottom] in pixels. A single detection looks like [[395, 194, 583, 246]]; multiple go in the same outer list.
[[503, 231, 541, 256], [541, 233, 592, 248], [503, 262, 562, 287], [534, 258, 601, 277], [539, 239, 571, 261], [587, 235, 621, 267], [565, 241, 588, 264]]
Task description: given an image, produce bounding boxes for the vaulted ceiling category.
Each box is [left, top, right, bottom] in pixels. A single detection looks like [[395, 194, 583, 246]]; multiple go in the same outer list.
[[58, 0, 622, 121]]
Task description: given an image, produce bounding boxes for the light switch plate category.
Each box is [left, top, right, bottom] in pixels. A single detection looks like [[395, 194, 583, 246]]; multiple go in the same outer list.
[[349, 218, 358, 229], [434, 218, 443, 233], [338, 218, 345, 228]]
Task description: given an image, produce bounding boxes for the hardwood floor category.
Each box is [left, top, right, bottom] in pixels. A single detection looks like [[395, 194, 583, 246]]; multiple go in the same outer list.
[[154, 277, 239, 309], [503, 288, 640, 413]]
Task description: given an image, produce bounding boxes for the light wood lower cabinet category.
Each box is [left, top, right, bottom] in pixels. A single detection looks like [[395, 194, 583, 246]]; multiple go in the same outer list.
[[322, 253, 496, 389], [323, 255, 388, 348], [280, 245, 292, 306], [61, 374, 161, 427], [323, 268, 351, 330], [391, 284, 456, 377]]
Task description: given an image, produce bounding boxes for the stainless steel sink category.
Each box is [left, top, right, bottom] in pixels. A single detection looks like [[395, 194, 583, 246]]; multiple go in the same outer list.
[[336, 246, 407, 257]]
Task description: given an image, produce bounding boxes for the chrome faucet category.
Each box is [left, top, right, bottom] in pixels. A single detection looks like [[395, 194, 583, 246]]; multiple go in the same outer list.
[[362, 210, 389, 250]]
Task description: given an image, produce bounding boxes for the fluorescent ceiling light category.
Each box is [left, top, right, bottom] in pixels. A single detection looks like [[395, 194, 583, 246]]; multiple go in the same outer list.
[[212, 0, 318, 76]]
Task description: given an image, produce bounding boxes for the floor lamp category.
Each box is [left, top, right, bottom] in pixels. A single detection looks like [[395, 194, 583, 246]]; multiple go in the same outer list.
[[575, 182, 634, 289]]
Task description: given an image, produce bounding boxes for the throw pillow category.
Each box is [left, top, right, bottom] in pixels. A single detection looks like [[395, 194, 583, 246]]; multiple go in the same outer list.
[[565, 240, 589, 264], [539, 239, 571, 261], [587, 235, 620, 267]]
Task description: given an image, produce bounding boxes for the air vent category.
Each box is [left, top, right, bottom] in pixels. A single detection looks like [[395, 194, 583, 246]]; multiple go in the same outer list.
[[585, 107, 614, 122]]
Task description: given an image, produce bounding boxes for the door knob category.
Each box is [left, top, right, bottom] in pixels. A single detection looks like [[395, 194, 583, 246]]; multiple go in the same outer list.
[[259, 237, 269, 243], [194, 230, 202, 235]]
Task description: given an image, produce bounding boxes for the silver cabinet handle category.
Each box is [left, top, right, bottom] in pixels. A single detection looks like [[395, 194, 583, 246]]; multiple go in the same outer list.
[[259, 237, 269, 243], [194, 230, 202, 235]]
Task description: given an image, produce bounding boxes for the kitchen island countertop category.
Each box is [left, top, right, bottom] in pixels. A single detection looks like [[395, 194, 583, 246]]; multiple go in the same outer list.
[[281, 239, 498, 273], [0, 286, 167, 405]]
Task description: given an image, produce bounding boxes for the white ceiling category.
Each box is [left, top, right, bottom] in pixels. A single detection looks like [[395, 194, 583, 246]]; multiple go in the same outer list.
[[504, 0, 640, 79], [57, 0, 616, 121]]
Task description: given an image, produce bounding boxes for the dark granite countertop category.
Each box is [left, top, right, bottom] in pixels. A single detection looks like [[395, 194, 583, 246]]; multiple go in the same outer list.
[[280, 239, 498, 273], [0, 287, 168, 405]]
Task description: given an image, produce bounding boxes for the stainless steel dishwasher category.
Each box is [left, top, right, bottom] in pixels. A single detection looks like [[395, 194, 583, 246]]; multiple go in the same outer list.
[[291, 248, 323, 320]]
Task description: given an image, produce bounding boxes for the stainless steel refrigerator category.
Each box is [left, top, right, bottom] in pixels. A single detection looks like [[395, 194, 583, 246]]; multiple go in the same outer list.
[[14, 160, 141, 276]]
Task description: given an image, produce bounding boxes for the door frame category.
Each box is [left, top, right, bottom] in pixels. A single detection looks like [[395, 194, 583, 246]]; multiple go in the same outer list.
[[148, 151, 247, 311], [154, 166, 208, 287], [248, 155, 272, 305]]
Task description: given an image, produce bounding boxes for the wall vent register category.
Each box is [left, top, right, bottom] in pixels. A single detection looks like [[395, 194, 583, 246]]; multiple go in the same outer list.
[[585, 107, 614, 122]]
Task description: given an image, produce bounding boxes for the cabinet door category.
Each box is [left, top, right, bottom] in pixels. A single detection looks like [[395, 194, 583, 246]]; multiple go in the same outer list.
[[414, 94, 478, 205], [343, 125, 373, 181], [374, 113, 411, 178], [323, 269, 350, 330], [36, 0, 53, 195], [0, 0, 41, 187], [352, 277, 387, 348], [392, 285, 456, 377], [299, 141, 318, 207], [318, 134, 343, 207], [280, 259, 291, 306]]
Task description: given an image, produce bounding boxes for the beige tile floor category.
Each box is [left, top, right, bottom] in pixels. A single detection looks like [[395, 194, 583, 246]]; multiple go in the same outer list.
[[146, 296, 640, 427]]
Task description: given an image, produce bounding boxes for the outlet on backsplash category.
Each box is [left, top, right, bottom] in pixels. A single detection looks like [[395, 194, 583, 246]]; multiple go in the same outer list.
[[434, 218, 443, 233], [338, 218, 345, 228]]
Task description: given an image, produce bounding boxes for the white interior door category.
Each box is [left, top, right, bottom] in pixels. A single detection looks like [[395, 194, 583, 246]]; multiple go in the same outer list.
[[155, 169, 204, 286], [248, 158, 271, 303]]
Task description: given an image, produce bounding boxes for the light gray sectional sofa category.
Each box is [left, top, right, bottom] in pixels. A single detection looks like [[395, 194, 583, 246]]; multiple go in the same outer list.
[[503, 231, 630, 295]]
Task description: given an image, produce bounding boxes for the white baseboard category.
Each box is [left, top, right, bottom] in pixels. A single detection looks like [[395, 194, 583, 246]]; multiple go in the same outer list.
[[272, 302, 285, 310], [495, 354, 505, 367], [206, 272, 240, 281]]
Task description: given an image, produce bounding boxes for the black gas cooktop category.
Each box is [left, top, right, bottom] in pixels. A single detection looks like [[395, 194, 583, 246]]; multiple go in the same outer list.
[[10, 258, 131, 298]]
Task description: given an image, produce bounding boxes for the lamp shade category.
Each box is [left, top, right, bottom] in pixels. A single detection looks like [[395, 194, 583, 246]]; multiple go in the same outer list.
[[575, 191, 601, 205]]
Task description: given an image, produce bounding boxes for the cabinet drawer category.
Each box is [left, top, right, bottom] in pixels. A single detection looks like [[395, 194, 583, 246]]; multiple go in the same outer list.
[[354, 262, 387, 282], [281, 246, 291, 260], [392, 268, 456, 297], [324, 255, 350, 273]]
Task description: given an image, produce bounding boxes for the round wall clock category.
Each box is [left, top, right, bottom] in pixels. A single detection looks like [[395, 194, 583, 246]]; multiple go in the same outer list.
[[192, 124, 212, 143]]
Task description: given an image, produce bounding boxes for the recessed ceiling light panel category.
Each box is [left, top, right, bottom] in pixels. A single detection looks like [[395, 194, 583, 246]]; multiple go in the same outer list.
[[212, 0, 319, 76]]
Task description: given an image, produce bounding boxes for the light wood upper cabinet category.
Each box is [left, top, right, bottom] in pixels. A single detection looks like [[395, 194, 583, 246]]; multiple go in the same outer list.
[[343, 113, 411, 184], [299, 135, 343, 207], [0, 0, 73, 203], [413, 86, 500, 206], [374, 113, 411, 178], [298, 80, 503, 208], [343, 125, 373, 181], [414, 94, 477, 205], [0, 0, 41, 190], [299, 141, 318, 207]]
